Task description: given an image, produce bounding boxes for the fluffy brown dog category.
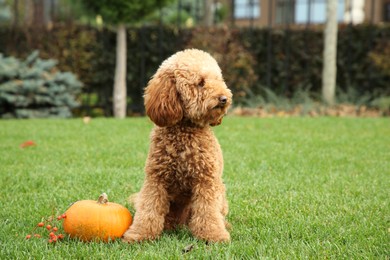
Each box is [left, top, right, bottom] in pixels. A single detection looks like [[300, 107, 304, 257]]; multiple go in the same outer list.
[[122, 49, 232, 243]]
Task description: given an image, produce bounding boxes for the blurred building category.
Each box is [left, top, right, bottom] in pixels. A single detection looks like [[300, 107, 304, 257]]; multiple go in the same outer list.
[[4, 0, 390, 29], [227, 0, 390, 27]]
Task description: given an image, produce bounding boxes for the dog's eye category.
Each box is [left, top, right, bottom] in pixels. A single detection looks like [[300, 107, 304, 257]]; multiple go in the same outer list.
[[198, 79, 205, 88]]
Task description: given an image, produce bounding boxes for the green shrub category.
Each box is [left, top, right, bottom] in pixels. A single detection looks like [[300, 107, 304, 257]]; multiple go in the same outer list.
[[369, 38, 390, 77], [0, 24, 388, 115], [0, 51, 82, 118], [125, 26, 183, 110]]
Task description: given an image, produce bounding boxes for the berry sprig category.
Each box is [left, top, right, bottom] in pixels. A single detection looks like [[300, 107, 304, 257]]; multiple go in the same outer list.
[[25, 213, 67, 244]]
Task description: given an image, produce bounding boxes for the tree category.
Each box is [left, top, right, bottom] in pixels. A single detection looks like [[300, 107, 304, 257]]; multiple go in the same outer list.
[[203, 0, 213, 26], [322, 0, 338, 105], [80, 0, 173, 118]]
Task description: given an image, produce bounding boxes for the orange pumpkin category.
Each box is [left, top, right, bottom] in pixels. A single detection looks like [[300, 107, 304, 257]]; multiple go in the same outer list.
[[63, 193, 132, 242]]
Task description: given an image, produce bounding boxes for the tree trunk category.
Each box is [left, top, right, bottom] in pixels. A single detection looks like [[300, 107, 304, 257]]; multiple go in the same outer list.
[[203, 0, 213, 26], [113, 24, 127, 118], [322, 0, 338, 105], [32, 0, 45, 27], [13, 0, 19, 28]]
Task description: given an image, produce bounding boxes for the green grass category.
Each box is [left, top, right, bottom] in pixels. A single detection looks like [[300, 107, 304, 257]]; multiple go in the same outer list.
[[0, 117, 389, 259]]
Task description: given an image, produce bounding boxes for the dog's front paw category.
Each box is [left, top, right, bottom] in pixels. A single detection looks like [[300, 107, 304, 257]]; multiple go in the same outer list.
[[122, 228, 160, 243], [191, 227, 230, 243], [122, 229, 144, 243], [207, 230, 230, 243]]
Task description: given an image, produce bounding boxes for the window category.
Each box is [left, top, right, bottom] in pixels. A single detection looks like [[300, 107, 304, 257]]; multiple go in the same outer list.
[[234, 0, 260, 19], [294, 0, 345, 24], [385, 3, 390, 21], [276, 0, 295, 24]]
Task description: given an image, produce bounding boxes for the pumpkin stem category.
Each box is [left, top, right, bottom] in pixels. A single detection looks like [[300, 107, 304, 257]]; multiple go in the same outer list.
[[98, 193, 109, 204]]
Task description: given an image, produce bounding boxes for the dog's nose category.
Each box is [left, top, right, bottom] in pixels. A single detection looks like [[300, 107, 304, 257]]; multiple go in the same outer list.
[[219, 96, 227, 105]]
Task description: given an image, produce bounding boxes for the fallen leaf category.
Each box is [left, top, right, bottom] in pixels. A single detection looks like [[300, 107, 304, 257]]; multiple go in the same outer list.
[[20, 140, 36, 148], [83, 117, 91, 124], [182, 244, 196, 254]]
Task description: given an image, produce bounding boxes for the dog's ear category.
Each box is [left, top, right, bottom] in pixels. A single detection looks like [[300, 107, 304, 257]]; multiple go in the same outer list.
[[144, 72, 183, 127]]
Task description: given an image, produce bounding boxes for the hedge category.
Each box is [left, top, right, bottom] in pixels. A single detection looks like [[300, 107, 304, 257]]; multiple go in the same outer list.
[[0, 24, 388, 116]]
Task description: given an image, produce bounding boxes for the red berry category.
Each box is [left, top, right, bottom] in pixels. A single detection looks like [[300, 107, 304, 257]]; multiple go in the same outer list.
[[34, 234, 41, 238], [57, 216, 62, 220], [61, 213, 66, 219], [51, 237, 57, 242], [52, 227, 58, 232], [25, 235, 31, 239], [48, 239, 53, 243], [38, 222, 44, 227], [46, 225, 52, 230], [57, 234, 64, 240], [49, 232, 56, 238]]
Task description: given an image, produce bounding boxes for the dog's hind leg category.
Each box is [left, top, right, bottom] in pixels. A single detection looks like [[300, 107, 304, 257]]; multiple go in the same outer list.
[[220, 188, 231, 230]]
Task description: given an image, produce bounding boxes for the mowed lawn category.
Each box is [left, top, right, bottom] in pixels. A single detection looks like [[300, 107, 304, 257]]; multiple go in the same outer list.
[[0, 117, 388, 259]]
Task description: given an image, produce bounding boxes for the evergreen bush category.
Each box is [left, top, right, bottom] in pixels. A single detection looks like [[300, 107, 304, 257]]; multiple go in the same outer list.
[[0, 51, 82, 118]]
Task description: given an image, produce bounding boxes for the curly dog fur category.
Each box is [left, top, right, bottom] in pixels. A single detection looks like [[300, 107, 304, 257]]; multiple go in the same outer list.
[[122, 49, 232, 243]]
